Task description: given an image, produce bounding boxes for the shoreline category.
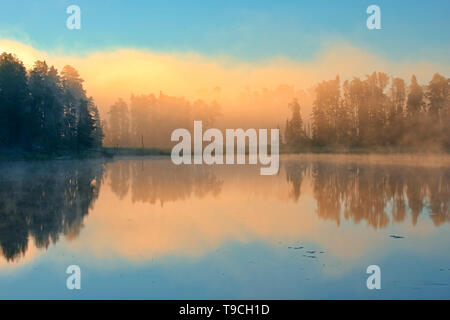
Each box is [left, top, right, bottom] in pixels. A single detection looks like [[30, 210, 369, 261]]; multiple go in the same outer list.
[[1, 145, 449, 162]]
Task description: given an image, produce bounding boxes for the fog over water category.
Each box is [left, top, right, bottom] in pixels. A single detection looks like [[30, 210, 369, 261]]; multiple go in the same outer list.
[[0, 155, 449, 299]]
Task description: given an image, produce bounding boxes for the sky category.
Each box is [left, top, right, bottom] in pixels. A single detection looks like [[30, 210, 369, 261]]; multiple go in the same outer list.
[[0, 0, 449, 124], [0, 0, 449, 62]]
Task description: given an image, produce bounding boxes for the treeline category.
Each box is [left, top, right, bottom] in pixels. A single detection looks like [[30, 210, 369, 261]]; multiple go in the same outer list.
[[0, 53, 103, 152], [103, 93, 221, 148], [285, 72, 450, 150]]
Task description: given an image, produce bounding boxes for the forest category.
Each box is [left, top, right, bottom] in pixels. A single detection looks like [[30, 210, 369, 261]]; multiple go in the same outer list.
[[1, 51, 449, 154], [285, 72, 450, 150], [103, 94, 221, 149], [0, 52, 103, 154], [105, 71, 449, 152]]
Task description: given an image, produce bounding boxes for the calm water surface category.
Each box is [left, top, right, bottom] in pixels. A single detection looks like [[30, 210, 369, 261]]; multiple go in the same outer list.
[[0, 155, 449, 299]]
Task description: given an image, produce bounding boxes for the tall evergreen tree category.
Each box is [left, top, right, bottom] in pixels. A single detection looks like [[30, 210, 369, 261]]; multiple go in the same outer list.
[[0, 54, 103, 153], [28, 61, 65, 150], [285, 99, 305, 146], [0, 53, 29, 147]]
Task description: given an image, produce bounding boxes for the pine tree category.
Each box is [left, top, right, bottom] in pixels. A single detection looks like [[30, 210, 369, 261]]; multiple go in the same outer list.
[[0, 53, 29, 147], [285, 99, 304, 146]]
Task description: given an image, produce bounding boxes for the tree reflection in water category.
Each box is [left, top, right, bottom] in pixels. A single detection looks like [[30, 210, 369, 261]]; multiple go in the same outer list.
[[106, 159, 223, 206], [284, 160, 450, 229], [0, 160, 104, 261], [1, 157, 449, 263]]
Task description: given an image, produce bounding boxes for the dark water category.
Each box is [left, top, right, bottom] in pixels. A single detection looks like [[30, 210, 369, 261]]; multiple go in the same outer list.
[[0, 155, 449, 299]]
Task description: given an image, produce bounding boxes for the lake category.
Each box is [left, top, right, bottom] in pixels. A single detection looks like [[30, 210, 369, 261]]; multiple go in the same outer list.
[[0, 154, 449, 299]]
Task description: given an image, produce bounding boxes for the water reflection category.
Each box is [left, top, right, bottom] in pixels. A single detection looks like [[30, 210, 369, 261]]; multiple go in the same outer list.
[[283, 160, 450, 228], [106, 159, 223, 205], [0, 160, 104, 261], [0, 155, 449, 264]]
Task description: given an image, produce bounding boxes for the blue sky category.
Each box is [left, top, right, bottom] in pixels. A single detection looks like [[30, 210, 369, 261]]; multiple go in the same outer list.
[[0, 0, 449, 63]]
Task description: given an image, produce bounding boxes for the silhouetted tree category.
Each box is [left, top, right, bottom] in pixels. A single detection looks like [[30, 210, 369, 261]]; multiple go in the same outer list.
[[285, 99, 306, 146], [0, 53, 103, 152], [28, 61, 65, 150], [0, 53, 29, 147]]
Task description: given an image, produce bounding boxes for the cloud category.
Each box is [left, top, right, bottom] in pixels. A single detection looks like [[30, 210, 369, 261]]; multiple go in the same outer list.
[[1, 38, 448, 127]]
